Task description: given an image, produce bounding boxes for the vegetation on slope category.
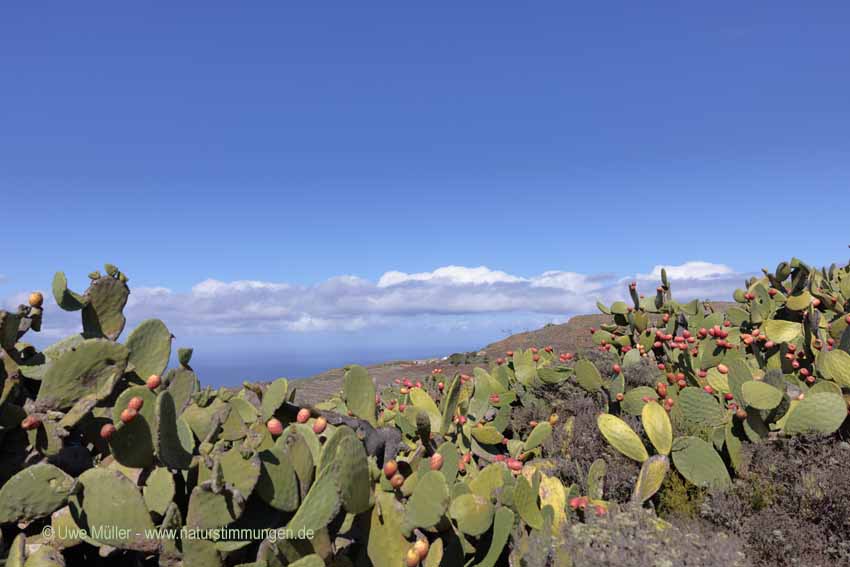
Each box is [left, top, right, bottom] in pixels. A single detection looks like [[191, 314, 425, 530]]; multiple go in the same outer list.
[[1, 257, 849, 566]]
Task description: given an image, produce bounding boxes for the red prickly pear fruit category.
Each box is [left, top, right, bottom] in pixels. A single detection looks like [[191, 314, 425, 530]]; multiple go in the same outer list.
[[532, 354, 540, 362], [703, 386, 714, 395], [406, 548, 421, 567], [615, 393, 624, 402], [437, 382, 444, 391], [312, 416, 328, 434], [267, 418, 283, 436], [120, 408, 138, 424], [429, 453, 444, 471], [100, 423, 116, 440], [413, 539, 430, 560], [296, 408, 311, 423], [677, 379, 687, 388], [128, 396, 144, 411], [717, 364, 729, 375], [506, 351, 514, 357], [29, 291, 44, 307], [613, 364, 621, 374], [724, 393, 734, 401], [21, 415, 41, 430], [384, 460, 399, 478], [735, 408, 748, 420], [390, 473, 405, 489], [146, 374, 162, 389]]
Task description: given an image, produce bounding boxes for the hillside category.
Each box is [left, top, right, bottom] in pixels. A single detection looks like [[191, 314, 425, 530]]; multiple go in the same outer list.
[[292, 304, 735, 404]]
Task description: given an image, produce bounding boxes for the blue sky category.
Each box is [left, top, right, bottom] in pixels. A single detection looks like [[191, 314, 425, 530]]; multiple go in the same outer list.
[[2, 3, 849, 383]]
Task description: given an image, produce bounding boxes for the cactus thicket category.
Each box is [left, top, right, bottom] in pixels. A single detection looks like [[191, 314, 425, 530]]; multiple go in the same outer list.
[[1, 257, 849, 566]]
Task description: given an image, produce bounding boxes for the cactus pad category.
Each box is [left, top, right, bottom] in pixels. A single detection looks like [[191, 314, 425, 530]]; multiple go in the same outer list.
[[597, 414, 648, 462], [0, 464, 76, 524], [670, 436, 731, 489]]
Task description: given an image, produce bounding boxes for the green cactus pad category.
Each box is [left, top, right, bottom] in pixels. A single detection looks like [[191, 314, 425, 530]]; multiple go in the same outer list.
[[112, 385, 157, 424], [575, 360, 604, 392], [782, 392, 847, 435], [586, 459, 606, 501], [471, 424, 505, 445], [186, 483, 246, 531], [81, 274, 130, 340], [109, 411, 155, 468], [0, 463, 76, 524], [622, 387, 659, 416], [367, 491, 409, 567], [319, 426, 371, 514], [278, 427, 315, 498], [37, 339, 129, 410], [817, 349, 850, 387], [343, 365, 376, 426], [476, 506, 514, 567], [677, 387, 725, 427], [469, 463, 507, 499], [51, 272, 87, 311], [154, 390, 194, 469], [143, 467, 175, 516], [260, 378, 289, 421], [597, 414, 648, 462], [641, 401, 672, 455], [513, 474, 543, 530], [741, 381, 784, 410], [404, 470, 450, 531], [440, 374, 462, 434], [257, 444, 300, 512], [164, 366, 200, 413], [70, 468, 158, 552], [725, 420, 744, 472], [410, 386, 441, 432], [450, 493, 495, 536], [670, 436, 731, 489], [126, 319, 172, 380], [286, 470, 341, 535], [512, 349, 538, 385], [219, 447, 262, 496], [763, 319, 802, 343], [632, 455, 669, 504], [523, 421, 552, 451]]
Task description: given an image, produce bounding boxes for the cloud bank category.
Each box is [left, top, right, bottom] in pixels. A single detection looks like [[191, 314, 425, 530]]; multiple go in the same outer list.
[[6, 261, 747, 340]]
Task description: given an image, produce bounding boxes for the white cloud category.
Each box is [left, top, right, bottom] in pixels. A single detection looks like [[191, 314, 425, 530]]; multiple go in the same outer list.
[[640, 261, 735, 281], [5, 261, 747, 338], [378, 266, 523, 287]]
